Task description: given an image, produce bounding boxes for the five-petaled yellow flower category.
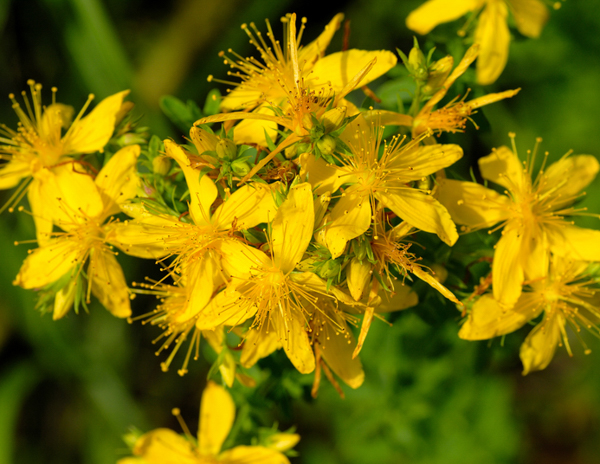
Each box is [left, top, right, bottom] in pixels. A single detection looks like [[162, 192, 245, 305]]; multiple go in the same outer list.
[[406, 0, 549, 85], [118, 381, 296, 464], [460, 256, 600, 375], [14, 145, 140, 319], [0, 80, 129, 242], [438, 136, 600, 307]]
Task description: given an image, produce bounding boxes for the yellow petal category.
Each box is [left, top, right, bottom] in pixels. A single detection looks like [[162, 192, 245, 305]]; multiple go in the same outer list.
[[272, 183, 314, 273], [89, 249, 131, 318], [406, 0, 483, 34], [190, 126, 219, 154], [541, 155, 600, 208], [318, 323, 364, 389], [510, 0, 549, 38], [132, 428, 197, 463], [389, 144, 463, 182], [14, 238, 81, 289], [40, 103, 74, 140], [173, 255, 217, 324], [240, 323, 282, 368], [52, 163, 105, 223], [232, 109, 278, 146], [106, 214, 179, 259], [311, 49, 397, 93], [195, 287, 255, 330], [412, 267, 460, 304], [95, 145, 140, 216], [346, 258, 372, 301], [325, 189, 371, 259], [521, 227, 548, 282], [27, 176, 54, 245], [219, 239, 271, 279], [547, 225, 600, 261], [212, 183, 278, 230], [376, 284, 419, 312], [218, 445, 290, 464], [376, 185, 458, 246], [300, 152, 345, 196], [199, 381, 235, 456], [0, 160, 31, 189], [520, 312, 563, 375], [63, 90, 129, 154], [478, 146, 525, 192], [475, 0, 510, 85], [299, 13, 344, 62], [165, 140, 217, 226], [492, 225, 524, 306], [273, 310, 315, 374], [458, 293, 542, 340], [436, 178, 511, 230]]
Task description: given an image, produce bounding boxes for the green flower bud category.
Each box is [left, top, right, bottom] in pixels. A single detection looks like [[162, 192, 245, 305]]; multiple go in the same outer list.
[[216, 138, 237, 160], [152, 156, 171, 176], [422, 55, 453, 96], [407, 46, 427, 82], [295, 142, 311, 156], [318, 259, 341, 279], [316, 135, 336, 156], [231, 158, 252, 177], [284, 144, 297, 159]]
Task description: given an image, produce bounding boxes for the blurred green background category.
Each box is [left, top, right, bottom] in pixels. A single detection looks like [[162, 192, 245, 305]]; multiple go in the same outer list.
[[2, 0, 600, 463]]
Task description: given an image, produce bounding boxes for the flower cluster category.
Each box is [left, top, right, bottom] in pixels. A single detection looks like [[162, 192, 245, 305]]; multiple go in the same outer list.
[[1, 4, 597, 461]]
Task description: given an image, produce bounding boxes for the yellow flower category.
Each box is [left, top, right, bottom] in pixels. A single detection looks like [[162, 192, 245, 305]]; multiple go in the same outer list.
[[0, 80, 129, 242], [406, 0, 550, 85], [13, 145, 140, 319], [198, 13, 397, 183], [118, 381, 294, 464], [301, 114, 462, 255], [111, 139, 279, 324], [369, 44, 519, 136], [438, 135, 600, 307], [459, 257, 600, 375]]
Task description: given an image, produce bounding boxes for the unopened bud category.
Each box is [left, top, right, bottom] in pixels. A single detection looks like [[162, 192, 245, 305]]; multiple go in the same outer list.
[[302, 113, 315, 131], [322, 106, 347, 133], [284, 144, 297, 159], [316, 135, 336, 156], [422, 55, 453, 95], [216, 138, 237, 160], [318, 259, 341, 279], [295, 142, 311, 156], [152, 156, 171, 176], [407, 46, 427, 82], [231, 158, 252, 177], [266, 433, 301, 452]]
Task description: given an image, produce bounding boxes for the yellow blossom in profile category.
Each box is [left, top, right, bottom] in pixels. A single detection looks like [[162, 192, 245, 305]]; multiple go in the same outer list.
[[369, 44, 519, 137], [118, 381, 294, 464], [0, 80, 129, 242], [13, 145, 140, 319], [406, 0, 550, 85], [460, 256, 600, 375], [438, 135, 600, 307]]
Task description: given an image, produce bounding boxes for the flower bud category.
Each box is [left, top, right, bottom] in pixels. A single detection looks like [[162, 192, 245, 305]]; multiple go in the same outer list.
[[407, 46, 427, 82], [322, 106, 347, 133], [216, 138, 237, 160], [302, 112, 315, 131], [266, 433, 301, 452], [284, 144, 297, 159], [231, 158, 252, 177], [318, 259, 341, 279], [152, 156, 171, 176], [295, 142, 311, 156], [422, 55, 453, 96], [316, 135, 336, 156]]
